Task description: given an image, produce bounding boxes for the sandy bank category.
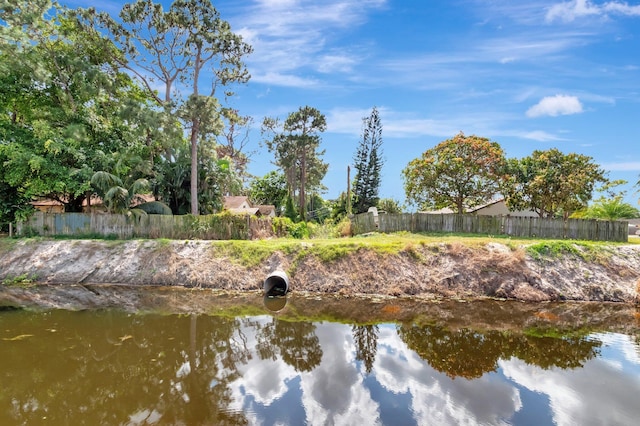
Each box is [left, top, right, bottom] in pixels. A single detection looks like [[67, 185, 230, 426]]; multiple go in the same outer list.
[[1, 239, 640, 306]]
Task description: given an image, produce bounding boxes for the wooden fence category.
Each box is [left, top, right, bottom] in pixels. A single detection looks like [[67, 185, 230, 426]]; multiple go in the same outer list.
[[350, 212, 629, 242], [17, 212, 277, 240]]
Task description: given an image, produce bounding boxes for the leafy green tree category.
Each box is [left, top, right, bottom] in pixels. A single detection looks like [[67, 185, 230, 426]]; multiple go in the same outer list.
[[90, 171, 151, 215], [377, 198, 403, 214], [572, 181, 639, 220], [0, 0, 155, 213], [353, 107, 384, 214], [503, 148, 607, 218], [577, 198, 640, 220], [83, 0, 252, 215], [248, 171, 287, 213], [262, 106, 328, 220], [152, 138, 236, 214], [330, 192, 352, 222], [402, 132, 507, 213]]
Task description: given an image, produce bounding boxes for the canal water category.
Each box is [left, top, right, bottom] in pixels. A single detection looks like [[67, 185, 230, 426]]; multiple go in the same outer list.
[[1, 292, 640, 425]]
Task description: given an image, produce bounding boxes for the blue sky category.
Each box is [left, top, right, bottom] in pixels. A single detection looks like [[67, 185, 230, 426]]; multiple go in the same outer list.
[[67, 0, 640, 207]]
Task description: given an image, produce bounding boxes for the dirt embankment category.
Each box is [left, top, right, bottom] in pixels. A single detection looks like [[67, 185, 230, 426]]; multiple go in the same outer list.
[[1, 239, 640, 307]]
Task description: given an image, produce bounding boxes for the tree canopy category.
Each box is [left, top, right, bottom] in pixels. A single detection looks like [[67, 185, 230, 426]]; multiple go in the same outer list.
[[402, 132, 506, 213], [352, 107, 384, 214], [82, 0, 252, 214], [502, 148, 607, 218], [0, 0, 156, 213], [262, 106, 328, 221]]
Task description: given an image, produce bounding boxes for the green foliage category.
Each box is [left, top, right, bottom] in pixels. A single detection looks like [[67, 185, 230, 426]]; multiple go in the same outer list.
[[272, 217, 310, 239], [83, 0, 253, 215], [574, 197, 639, 220], [502, 148, 607, 219], [402, 132, 507, 213], [525, 241, 609, 263], [2, 273, 37, 287], [377, 198, 403, 214], [248, 171, 287, 212], [330, 192, 353, 222], [136, 201, 173, 215], [91, 171, 152, 214], [152, 140, 237, 215], [0, 2, 158, 213], [262, 106, 328, 220], [353, 107, 384, 214], [283, 195, 298, 222]]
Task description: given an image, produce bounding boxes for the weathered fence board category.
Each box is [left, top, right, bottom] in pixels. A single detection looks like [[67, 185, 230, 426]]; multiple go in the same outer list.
[[351, 212, 628, 242]]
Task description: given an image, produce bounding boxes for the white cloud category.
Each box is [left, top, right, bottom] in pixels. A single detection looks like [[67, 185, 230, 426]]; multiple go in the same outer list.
[[526, 95, 584, 117], [521, 130, 566, 141], [500, 340, 640, 426], [251, 72, 320, 88], [229, 0, 387, 86], [546, 0, 640, 23], [601, 161, 640, 171]]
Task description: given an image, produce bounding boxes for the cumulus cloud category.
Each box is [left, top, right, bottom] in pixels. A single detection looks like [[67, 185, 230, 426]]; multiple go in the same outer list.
[[526, 95, 584, 117], [546, 0, 640, 23]]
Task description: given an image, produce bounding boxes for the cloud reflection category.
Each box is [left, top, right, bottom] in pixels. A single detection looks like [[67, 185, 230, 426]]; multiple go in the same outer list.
[[500, 333, 640, 426]]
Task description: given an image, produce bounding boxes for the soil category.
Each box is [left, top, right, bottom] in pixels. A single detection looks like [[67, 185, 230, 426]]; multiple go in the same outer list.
[[1, 238, 640, 309]]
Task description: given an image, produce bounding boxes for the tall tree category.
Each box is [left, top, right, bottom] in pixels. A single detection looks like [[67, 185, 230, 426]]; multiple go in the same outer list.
[[262, 106, 328, 221], [352, 107, 384, 214], [216, 108, 254, 185], [502, 148, 607, 218], [402, 132, 506, 213], [0, 0, 155, 212], [83, 0, 252, 215]]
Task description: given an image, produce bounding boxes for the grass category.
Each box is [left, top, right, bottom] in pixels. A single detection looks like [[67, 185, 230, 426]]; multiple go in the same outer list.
[[3, 230, 635, 269], [2, 273, 38, 287], [202, 231, 633, 268]]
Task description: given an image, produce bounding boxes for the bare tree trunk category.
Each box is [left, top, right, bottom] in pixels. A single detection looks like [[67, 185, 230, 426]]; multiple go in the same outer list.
[[190, 121, 199, 215]]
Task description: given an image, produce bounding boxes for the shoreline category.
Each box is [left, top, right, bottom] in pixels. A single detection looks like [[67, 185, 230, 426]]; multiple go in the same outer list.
[[1, 238, 640, 309]]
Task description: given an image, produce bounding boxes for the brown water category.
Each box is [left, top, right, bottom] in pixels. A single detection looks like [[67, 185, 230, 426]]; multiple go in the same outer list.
[[2, 294, 640, 425]]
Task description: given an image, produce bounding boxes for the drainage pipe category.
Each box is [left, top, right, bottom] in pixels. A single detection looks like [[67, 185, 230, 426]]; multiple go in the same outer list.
[[264, 270, 289, 296]]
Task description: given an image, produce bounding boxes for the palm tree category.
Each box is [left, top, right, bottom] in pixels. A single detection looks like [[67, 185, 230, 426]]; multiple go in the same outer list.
[[577, 197, 639, 220], [91, 171, 152, 215]]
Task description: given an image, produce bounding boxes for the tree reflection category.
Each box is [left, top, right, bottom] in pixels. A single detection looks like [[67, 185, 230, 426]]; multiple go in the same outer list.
[[352, 324, 379, 374], [398, 323, 601, 379], [0, 311, 251, 425], [256, 318, 322, 372]]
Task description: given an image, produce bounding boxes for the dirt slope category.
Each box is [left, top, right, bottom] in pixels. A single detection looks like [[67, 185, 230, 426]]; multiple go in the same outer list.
[[1, 239, 640, 303]]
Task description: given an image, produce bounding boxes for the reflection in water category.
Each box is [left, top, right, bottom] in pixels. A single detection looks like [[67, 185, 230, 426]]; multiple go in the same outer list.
[[1, 308, 640, 425], [263, 295, 287, 312], [398, 324, 601, 379]]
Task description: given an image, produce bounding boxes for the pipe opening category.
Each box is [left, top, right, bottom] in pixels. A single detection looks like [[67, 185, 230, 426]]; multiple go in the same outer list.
[[264, 270, 289, 296]]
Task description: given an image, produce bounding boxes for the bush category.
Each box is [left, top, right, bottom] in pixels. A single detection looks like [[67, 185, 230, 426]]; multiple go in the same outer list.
[[272, 217, 310, 239]]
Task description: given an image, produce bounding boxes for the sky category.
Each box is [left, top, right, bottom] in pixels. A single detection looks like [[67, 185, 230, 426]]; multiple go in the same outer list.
[[66, 0, 640, 207]]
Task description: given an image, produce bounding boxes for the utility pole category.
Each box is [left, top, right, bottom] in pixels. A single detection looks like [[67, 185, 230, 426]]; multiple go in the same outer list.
[[347, 165, 352, 216]]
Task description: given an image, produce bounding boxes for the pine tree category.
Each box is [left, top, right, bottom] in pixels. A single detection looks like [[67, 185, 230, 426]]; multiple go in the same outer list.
[[353, 107, 384, 214]]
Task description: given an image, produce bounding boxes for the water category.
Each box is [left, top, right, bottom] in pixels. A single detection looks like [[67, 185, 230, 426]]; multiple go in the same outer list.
[[1, 294, 640, 425]]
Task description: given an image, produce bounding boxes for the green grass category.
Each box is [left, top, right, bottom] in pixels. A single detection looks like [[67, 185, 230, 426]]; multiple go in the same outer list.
[[525, 240, 614, 263], [2, 273, 38, 287]]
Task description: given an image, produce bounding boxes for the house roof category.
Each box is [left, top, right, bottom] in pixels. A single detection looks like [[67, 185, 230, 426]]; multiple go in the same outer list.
[[223, 196, 250, 209], [30, 194, 156, 208], [256, 205, 276, 215], [228, 207, 261, 216]]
